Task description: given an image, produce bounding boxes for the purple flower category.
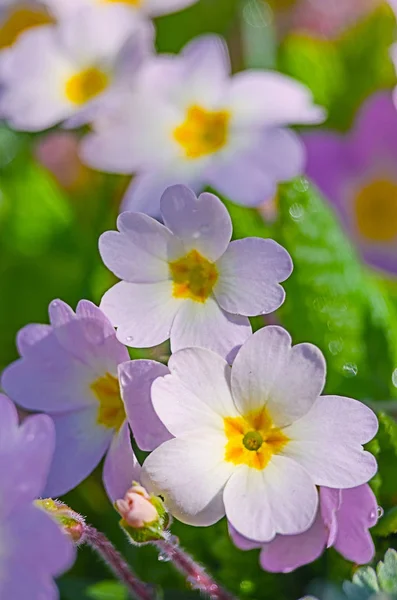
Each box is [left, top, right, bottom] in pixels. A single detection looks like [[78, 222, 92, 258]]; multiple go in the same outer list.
[[230, 484, 378, 572], [81, 35, 325, 216], [1, 299, 171, 500], [99, 185, 293, 361], [0, 394, 75, 598], [303, 91, 397, 276]]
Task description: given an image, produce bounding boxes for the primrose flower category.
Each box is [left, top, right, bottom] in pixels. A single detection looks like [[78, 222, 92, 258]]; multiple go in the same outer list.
[[0, 0, 53, 51], [1, 299, 171, 500], [0, 3, 153, 131], [42, 0, 199, 19], [142, 326, 378, 542], [230, 484, 378, 572], [99, 185, 293, 360], [303, 92, 397, 276], [0, 394, 75, 598], [81, 35, 325, 215]]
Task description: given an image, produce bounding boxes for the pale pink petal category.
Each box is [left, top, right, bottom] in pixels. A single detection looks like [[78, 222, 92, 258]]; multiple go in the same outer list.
[[333, 485, 377, 564], [160, 186, 232, 262], [99, 212, 175, 283], [103, 421, 142, 503], [320, 487, 341, 547], [214, 238, 293, 316], [100, 280, 180, 347], [258, 510, 327, 573], [282, 396, 378, 488], [16, 324, 52, 356], [141, 434, 232, 526], [230, 326, 326, 426], [171, 296, 252, 362], [224, 455, 318, 542], [43, 406, 112, 497], [118, 359, 172, 451], [151, 347, 237, 437]]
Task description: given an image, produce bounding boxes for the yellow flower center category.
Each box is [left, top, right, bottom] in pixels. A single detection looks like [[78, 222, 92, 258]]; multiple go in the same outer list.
[[65, 67, 109, 105], [224, 408, 289, 470], [174, 105, 231, 159], [0, 6, 54, 49], [91, 373, 125, 431], [354, 179, 397, 243], [169, 249, 218, 303]]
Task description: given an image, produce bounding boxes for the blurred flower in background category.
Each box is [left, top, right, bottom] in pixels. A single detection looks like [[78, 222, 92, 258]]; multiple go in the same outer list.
[[0, 1, 53, 51], [303, 92, 397, 277], [81, 35, 325, 215], [266, 0, 382, 40], [0, 3, 153, 130], [42, 0, 200, 20]]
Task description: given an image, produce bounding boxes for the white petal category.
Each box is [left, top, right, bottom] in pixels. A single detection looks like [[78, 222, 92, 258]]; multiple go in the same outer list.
[[143, 0, 199, 17], [231, 326, 326, 426], [228, 71, 326, 127], [282, 396, 379, 488], [214, 238, 293, 316], [151, 347, 237, 437], [99, 212, 175, 283], [141, 434, 232, 526], [100, 281, 180, 347], [171, 296, 252, 362], [224, 456, 318, 542], [160, 186, 232, 262]]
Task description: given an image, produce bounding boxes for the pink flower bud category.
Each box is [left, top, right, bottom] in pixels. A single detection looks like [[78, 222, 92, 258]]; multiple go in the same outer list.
[[116, 485, 159, 529]]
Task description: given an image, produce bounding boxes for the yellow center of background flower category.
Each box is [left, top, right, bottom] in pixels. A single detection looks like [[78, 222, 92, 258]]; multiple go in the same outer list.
[[224, 408, 289, 470], [65, 67, 109, 105], [91, 372, 125, 431], [0, 6, 54, 49], [355, 179, 397, 243], [169, 249, 218, 302], [174, 105, 230, 159]]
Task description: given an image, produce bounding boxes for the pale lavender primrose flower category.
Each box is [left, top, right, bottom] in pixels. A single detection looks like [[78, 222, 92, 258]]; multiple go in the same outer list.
[[303, 92, 397, 276], [0, 394, 75, 598], [1, 300, 171, 500], [99, 184, 293, 361], [230, 484, 378, 572], [81, 34, 325, 216]]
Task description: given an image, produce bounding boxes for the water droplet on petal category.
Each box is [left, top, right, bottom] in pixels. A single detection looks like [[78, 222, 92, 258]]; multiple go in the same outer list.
[[126, 336, 134, 344], [192, 231, 201, 239]]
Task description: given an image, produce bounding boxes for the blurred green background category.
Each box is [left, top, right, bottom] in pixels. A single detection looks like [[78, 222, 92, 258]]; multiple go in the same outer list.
[[2, 1, 397, 599]]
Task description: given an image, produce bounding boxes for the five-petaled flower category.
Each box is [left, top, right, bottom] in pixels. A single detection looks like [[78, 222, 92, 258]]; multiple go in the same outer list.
[[141, 326, 378, 542], [1, 299, 171, 500], [99, 184, 293, 361], [0, 394, 75, 597], [81, 34, 325, 215], [230, 484, 379, 572], [0, 3, 153, 131]]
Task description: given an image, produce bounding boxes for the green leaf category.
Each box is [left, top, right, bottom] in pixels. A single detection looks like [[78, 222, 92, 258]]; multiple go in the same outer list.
[[344, 549, 397, 600], [86, 581, 128, 600]]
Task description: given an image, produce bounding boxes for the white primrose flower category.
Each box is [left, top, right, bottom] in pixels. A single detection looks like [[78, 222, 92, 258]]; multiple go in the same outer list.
[[41, 0, 199, 19], [142, 326, 378, 542], [0, 3, 153, 130]]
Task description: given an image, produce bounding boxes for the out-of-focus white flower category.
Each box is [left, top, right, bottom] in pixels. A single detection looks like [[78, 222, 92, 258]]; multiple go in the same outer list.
[[42, 0, 199, 19], [81, 35, 325, 216], [0, 3, 153, 130]]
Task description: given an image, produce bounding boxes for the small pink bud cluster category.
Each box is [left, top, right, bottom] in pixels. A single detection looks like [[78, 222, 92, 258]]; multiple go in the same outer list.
[[116, 484, 159, 529]]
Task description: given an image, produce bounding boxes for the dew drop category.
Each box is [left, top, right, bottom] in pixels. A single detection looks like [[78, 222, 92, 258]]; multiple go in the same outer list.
[[289, 203, 304, 221], [192, 231, 201, 239], [377, 506, 384, 519], [294, 177, 310, 193], [342, 363, 358, 378], [392, 368, 397, 388], [126, 336, 134, 344], [158, 551, 171, 562]]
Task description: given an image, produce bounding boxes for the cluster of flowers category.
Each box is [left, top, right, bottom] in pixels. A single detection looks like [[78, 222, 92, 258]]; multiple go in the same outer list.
[[1, 184, 380, 596], [0, 0, 325, 215]]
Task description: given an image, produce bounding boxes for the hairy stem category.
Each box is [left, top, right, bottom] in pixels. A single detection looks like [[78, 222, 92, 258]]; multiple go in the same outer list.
[[156, 537, 236, 600], [84, 525, 155, 600]]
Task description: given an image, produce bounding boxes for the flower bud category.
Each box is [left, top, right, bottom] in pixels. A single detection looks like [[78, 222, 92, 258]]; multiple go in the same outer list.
[[115, 486, 159, 529], [36, 499, 85, 544], [115, 483, 171, 545]]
